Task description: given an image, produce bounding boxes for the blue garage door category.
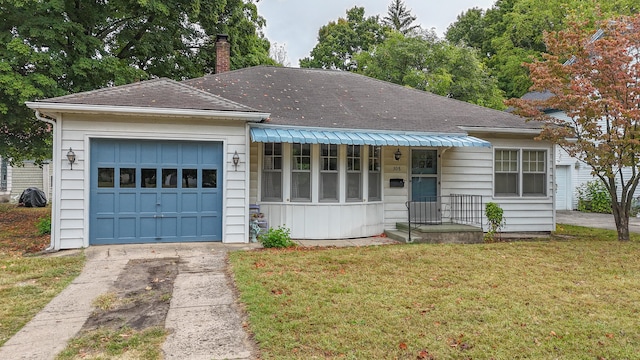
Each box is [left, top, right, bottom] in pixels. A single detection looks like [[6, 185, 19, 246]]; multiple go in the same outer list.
[[90, 139, 223, 244]]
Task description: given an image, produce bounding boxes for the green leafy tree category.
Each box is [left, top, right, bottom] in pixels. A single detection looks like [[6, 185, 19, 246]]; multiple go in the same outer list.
[[508, 14, 640, 241], [356, 31, 505, 109], [0, 0, 275, 164], [299, 7, 387, 71], [383, 0, 420, 35], [445, 0, 638, 99]]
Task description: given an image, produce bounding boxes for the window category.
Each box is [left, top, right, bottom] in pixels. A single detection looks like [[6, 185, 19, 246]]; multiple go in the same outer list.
[[494, 149, 546, 197], [320, 144, 339, 201], [120, 168, 136, 188], [368, 146, 381, 201], [346, 145, 362, 201], [262, 143, 282, 201], [202, 169, 217, 188], [291, 143, 311, 201], [494, 150, 518, 196], [522, 150, 546, 196]]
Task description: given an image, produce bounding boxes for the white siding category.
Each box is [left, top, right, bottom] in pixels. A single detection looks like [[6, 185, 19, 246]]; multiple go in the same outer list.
[[261, 202, 384, 239], [483, 138, 555, 232], [53, 113, 252, 249], [381, 139, 555, 233]]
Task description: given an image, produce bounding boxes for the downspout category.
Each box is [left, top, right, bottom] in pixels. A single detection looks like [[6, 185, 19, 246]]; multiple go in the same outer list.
[[34, 110, 58, 252]]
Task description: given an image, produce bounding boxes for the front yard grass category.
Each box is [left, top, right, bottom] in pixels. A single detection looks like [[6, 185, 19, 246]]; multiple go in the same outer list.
[[0, 204, 85, 347], [230, 236, 640, 359]]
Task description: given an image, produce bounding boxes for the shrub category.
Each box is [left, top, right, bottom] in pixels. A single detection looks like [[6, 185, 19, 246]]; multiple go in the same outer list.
[[259, 226, 295, 248], [484, 202, 505, 243], [576, 180, 611, 214], [36, 216, 51, 235]]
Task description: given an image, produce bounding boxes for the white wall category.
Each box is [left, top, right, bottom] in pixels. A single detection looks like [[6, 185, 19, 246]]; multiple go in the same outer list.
[[382, 139, 555, 233], [53, 113, 251, 249]]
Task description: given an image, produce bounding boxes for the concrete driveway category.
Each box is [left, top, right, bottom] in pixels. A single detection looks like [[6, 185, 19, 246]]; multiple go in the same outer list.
[[0, 242, 259, 360], [0, 236, 396, 359], [556, 210, 640, 233]]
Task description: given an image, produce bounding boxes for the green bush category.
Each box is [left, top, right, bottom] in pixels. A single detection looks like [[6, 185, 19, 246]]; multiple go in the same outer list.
[[576, 180, 611, 214], [36, 216, 51, 235], [259, 226, 295, 248], [484, 202, 505, 243]]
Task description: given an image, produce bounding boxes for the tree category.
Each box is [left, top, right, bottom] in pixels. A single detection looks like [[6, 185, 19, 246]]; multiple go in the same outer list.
[[356, 31, 505, 109], [270, 42, 290, 67], [445, 0, 638, 99], [383, 0, 420, 35], [507, 14, 640, 241], [299, 7, 387, 71], [0, 0, 275, 164]]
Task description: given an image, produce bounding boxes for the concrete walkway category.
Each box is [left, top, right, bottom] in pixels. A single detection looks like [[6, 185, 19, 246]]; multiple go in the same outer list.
[[0, 237, 396, 360], [556, 210, 640, 233]]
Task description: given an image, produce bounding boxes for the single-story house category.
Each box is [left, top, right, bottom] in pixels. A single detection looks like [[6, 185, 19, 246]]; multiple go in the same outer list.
[[26, 38, 556, 249]]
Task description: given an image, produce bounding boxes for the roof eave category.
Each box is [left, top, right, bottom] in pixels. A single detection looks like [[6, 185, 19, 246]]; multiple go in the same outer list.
[[25, 102, 270, 122], [458, 126, 542, 135]]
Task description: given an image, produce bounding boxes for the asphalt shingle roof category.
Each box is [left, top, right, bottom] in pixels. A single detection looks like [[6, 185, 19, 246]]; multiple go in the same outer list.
[[38, 78, 259, 113], [183, 66, 541, 134]]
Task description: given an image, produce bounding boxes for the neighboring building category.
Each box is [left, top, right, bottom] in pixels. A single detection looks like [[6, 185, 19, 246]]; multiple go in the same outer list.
[[0, 157, 10, 202], [0, 157, 51, 203], [25, 37, 554, 250]]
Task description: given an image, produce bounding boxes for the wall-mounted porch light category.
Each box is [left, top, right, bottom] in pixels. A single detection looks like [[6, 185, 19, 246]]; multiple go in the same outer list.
[[394, 148, 402, 161], [574, 161, 580, 170], [232, 151, 240, 171], [66, 147, 76, 170]]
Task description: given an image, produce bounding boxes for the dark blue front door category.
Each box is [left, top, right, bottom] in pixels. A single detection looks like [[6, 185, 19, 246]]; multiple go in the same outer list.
[[90, 139, 223, 244]]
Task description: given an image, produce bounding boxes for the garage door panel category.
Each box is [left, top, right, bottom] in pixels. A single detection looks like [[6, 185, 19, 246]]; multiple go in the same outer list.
[[162, 144, 179, 164], [201, 194, 218, 211], [161, 193, 178, 212], [201, 216, 217, 236], [181, 193, 199, 212], [140, 193, 157, 212], [95, 143, 116, 162], [119, 143, 137, 162], [181, 217, 198, 236], [140, 143, 158, 163], [161, 217, 178, 237], [118, 218, 137, 238], [119, 193, 137, 212], [91, 139, 223, 244], [181, 144, 199, 165], [96, 193, 115, 213], [95, 218, 115, 239]]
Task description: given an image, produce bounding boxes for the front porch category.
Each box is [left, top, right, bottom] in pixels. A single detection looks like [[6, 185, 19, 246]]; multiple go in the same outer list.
[[385, 194, 484, 244]]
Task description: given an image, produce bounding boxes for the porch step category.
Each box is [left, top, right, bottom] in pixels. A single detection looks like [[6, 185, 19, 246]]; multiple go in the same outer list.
[[390, 223, 483, 244], [384, 229, 422, 243]]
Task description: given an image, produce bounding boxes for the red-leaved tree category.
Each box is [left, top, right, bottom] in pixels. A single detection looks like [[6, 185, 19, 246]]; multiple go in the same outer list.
[[508, 14, 640, 241]]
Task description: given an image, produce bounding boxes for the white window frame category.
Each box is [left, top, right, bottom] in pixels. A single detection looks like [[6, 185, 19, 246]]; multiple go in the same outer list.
[[261, 143, 283, 201], [291, 143, 312, 202], [257, 143, 384, 204], [494, 148, 547, 198], [346, 145, 362, 202], [320, 144, 339, 202]]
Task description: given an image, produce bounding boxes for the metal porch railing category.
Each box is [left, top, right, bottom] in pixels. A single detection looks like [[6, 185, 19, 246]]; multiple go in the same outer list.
[[406, 194, 483, 240]]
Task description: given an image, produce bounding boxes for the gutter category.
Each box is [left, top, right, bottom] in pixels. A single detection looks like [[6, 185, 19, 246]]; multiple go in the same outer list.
[[33, 110, 58, 252], [25, 102, 270, 122], [458, 126, 542, 135]]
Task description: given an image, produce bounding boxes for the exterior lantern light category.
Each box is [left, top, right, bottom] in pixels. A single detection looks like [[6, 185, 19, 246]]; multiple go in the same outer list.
[[66, 147, 76, 170], [394, 148, 402, 161], [232, 151, 240, 171]]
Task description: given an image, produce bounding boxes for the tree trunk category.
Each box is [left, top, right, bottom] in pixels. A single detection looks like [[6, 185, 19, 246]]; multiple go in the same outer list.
[[611, 201, 630, 241]]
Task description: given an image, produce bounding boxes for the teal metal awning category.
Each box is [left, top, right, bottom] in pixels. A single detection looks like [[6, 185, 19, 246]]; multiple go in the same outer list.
[[250, 127, 491, 147]]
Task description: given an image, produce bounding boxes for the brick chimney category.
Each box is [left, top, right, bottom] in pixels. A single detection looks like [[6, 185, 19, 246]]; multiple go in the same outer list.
[[215, 34, 231, 74]]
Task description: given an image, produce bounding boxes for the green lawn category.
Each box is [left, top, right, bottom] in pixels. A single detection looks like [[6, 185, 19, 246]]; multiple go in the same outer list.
[[230, 231, 640, 359], [0, 204, 85, 347]]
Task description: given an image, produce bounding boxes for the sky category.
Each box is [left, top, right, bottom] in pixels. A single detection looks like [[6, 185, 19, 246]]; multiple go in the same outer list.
[[256, 0, 497, 67]]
